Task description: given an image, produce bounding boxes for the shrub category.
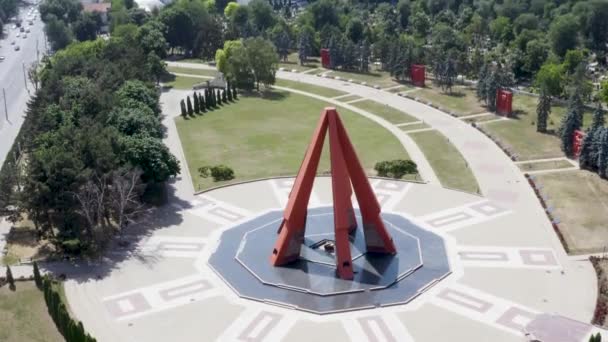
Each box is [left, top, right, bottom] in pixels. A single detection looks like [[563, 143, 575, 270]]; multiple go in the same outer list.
[[6, 265, 15, 291], [198, 165, 235, 182], [374, 160, 418, 179]]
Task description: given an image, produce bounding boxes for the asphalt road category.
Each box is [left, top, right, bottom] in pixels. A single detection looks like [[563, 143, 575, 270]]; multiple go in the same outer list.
[[0, 1, 45, 167]]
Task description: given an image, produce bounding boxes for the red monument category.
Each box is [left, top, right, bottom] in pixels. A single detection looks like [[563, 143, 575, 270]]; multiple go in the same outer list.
[[410, 64, 426, 87], [320, 48, 331, 69], [270, 108, 397, 280], [496, 89, 513, 117], [573, 129, 585, 158]]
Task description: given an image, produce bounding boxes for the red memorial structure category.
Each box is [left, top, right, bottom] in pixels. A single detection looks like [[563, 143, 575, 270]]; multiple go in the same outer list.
[[320, 48, 331, 69], [269, 108, 397, 280], [410, 64, 426, 87], [496, 89, 513, 117], [573, 129, 585, 158]]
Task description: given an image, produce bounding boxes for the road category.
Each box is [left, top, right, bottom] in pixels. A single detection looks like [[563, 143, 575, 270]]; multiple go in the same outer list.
[[0, 1, 45, 167]]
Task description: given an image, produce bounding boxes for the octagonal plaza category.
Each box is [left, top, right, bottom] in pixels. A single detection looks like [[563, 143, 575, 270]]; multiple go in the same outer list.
[[63, 177, 596, 342]]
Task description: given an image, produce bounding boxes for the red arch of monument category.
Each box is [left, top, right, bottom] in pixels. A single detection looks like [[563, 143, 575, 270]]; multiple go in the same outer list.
[[270, 107, 397, 280]]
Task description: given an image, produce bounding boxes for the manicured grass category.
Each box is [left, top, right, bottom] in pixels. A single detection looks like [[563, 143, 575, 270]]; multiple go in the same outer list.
[[410, 130, 479, 193], [536, 170, 608, 254], [337, 94, 361, 102], [279, 52, 320, 72], [167, 66, 220, 78], [175, 90, 410, 190], [0, 281, 63, 342], [164, 75, 208, 90], [463, 113, 501, 123], [518, 160, 574, 172], [275, 79, 347, 98], [351, 99, 417, 124], [387, 85, 414, 93], [325, 68, 398, 88], [481, 96, 574, 160], [411, 86, 487, 115], [400, 122, 429, 131]]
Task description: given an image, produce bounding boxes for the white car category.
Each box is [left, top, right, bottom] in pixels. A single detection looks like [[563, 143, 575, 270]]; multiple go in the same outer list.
[[14, 46, 19, 51], [22, 34, 27, 39], [10, 40, 15, 45], [0, 56, 5, 61], [15, 33, 19, 38], [25, 28, 29, 33]]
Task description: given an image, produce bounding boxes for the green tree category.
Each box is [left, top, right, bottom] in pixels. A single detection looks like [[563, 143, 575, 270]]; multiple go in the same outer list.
[[217, 89, 222, 105], [536, 91, 551, 133], [559, 93, 584, 157], [45, 15, 74, 51], [598, 128, 608, 178], [137, 20, 168, 58], [249, 0, 275, 32], [410, 11, 431, 37], [199, 93, 206, 112], [33, 261, 43, 289], [193, 92, 200, 113], [549, 15, 579, 57], [244, 37, 279, 90], [6, 265, 15, 290], [72, 12, 99, 41], [121, 135, 180, 183], [397, 0, 410, 29], [535, 62, 564, 97], [180, 99, 187, 118], [186, 96, 193, 116], [580, 103, 606, 170]]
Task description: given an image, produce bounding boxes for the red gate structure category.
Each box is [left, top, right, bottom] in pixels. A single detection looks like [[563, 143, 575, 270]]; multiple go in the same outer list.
[[410, 64, 425, 87], [496, 89, 513, 117], [573, 129, 585, 158], [270, 108, 397, 280], [320, 48, 331, 69]]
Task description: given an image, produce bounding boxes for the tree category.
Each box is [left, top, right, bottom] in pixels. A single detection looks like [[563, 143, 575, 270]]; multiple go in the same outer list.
[[534, 62, 564, 97], [6, 265, 15, 291], [222, 89, 227, 103], [180, 99, 187, 118], [199, 92, 206, 111], [186, 96, 193, 116], [72, 12, 98, 41], [146, 52, 165, 85], [580, 103, 606, 170], [549, 15, 579, 57], [244, 37, 279, 90], [298, 30, 311, 65], [226, 84, 233, 101], [28, 63, 40, 92], [598, 128, 608, 178], [193, 92, 200, 113], [346, 18, 364, 43], [589, 332, 602, 342], [232, 85, 238, 99], [45, 15, 73, 51], [249, 0, 275, 32], [109, 168, 145, 233], [137, 20, 168, 58], [217, 89, 222, 105], [411, 11, 431, 37], [560, 107, 582, 157], [121, 135, 180, 183], [397, 0, 410, 29], [536, 91, 551, 133], [33, 261, 42, 289]]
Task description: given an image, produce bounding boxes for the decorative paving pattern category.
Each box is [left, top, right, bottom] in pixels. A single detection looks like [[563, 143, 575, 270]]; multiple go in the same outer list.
[[65, 178, 593, 342]]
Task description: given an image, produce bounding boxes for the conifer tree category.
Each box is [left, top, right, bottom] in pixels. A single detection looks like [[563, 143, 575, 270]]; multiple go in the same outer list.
[[33, 261, 42, 289], [227, 85, 233, 102], [222, 89, 227, 103], [579, 103, 605, 169], [180, 99, 187, 118], [476, 63, 489, 101], [233, 86, 238, 99], [560, 108, 582, 157], [193, 92, 200, 113], [536, 91, 551, 133], [6, 265, 15, 290], [199, 93, 206, 112], [186, 96, 193, 116]]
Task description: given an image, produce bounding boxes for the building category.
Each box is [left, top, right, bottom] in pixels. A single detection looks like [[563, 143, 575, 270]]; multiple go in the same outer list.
[[82, 2, 111, 33]]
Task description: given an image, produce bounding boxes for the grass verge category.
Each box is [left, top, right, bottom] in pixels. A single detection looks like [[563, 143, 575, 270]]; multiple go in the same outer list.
[[518, 160, 574, 172], [351, 99, 417, 124], [275, 79, 347, 98], [409, 130, 479, 193]]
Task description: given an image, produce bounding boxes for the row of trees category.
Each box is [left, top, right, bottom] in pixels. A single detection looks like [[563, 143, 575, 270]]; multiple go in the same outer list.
[[42, 275, 97, 341], [476, 63, 515, 112], [0, 10, 180, 253], [180, 85, 238, 117], [579, 103, 608, 178]]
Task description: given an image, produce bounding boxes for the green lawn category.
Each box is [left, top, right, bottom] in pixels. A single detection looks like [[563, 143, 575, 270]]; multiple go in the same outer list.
[[400, 122, 429, 131], [325, 68, 398, 88], [518, 159, 574, 172], [410, 130, 479, 193], [167, 66, 220, 78], [463, 113, 501, 123], [411, 86, 487, 115], [337, 94, 361, 102], [279, 52, 320, 72], [164, 75, 208, 90], [481, 95, 581, 161], [0, 281, 63, 342], [536, 170, 608, 254], [275, 79, 347, 98], [386, 85, 414, 93], [175, 90, 410, 190], [351, 99, 417, 124]]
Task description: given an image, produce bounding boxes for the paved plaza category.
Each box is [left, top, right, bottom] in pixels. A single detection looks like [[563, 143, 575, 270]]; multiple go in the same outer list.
[[64, 178, 596, 342], [60, 67, 600, 341]]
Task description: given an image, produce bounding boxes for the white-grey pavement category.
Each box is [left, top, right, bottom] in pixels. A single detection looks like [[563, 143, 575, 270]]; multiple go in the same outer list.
[[0, 4, 45, 167]]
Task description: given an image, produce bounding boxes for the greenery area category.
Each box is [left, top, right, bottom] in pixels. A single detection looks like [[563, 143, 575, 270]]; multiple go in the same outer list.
[[275, 79, 347, 98], [165, 75, 208, 89], [412, 86, 487, 115], [337, 95, 361, 102], [400, 122, 429, 131], [351, 99, 417, 123], [518, 159, 574, 172], [410, 130, 479, 193], [166, 67, 220, 78], [0, 282, 63, 342], [175, 90, 409, 190], [279, 52, 320, 72], [537, 170, 608, 254]]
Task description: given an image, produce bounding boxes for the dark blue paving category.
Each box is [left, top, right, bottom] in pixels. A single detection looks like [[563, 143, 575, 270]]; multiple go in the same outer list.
[[208, 207, 451, 314]]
